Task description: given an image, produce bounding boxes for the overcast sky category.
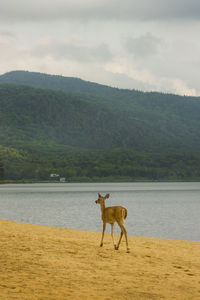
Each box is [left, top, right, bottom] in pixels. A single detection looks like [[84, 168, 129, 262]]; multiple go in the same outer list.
[[1, 0, 200, 96]]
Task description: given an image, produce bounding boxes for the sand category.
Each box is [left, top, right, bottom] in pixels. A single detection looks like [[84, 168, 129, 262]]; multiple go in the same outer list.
[[0, 219, 200, 300]]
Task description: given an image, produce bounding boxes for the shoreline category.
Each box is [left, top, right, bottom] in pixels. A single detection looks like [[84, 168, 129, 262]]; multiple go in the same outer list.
[[0, 220, 200, 299], [0, 217, 199, 243], [1, 178, 200, 184]]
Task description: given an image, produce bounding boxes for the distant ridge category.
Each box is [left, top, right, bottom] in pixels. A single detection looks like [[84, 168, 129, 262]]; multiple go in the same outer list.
[[0, 70, 127, 97], [0, 70, 200, 152], [1, 70, 200, 100]]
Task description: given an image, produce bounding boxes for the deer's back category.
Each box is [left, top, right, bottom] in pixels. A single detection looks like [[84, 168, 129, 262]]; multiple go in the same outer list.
[[103, 206, 127, 224]]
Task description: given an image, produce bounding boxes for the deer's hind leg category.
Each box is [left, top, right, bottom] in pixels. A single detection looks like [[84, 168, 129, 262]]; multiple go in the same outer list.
[[111, 223, 117, 250], [116, 221, 130, 253], [116, 230, 123, 250]]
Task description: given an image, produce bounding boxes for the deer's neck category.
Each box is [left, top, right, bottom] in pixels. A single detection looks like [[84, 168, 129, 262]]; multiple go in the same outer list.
[[100, 201, 106, 217]]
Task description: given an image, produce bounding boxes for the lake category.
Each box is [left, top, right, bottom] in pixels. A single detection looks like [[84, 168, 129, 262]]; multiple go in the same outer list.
[[0, 182, 200, 241]]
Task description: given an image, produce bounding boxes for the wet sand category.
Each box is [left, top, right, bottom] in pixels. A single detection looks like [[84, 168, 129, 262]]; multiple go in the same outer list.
[[0, 219, 200, 299]]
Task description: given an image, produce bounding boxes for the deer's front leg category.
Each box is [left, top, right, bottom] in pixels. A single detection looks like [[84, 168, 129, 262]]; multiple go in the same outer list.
[[100, 223, 106, 247]]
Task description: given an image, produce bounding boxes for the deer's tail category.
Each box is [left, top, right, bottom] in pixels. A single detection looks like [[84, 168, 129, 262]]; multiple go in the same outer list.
[[122, 208, 128, 220]]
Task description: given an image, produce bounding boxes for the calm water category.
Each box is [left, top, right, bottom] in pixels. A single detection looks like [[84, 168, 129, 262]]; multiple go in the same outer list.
[[0, 182, 200, 241]]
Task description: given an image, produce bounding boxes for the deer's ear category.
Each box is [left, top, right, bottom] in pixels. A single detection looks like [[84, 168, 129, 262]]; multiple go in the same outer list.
[[98, 193, 102, 198], [105, 193, 110, 199]]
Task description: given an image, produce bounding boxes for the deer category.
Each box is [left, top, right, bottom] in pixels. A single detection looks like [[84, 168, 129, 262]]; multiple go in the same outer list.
[[95, 193, 130, 253]]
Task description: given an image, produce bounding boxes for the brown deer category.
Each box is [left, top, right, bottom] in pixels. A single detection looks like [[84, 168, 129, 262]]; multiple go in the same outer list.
[[95, 193, 130, 253]]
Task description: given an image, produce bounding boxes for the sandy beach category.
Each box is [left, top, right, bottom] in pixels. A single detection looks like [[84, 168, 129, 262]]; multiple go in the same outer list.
[[0, 219, 199, 299]]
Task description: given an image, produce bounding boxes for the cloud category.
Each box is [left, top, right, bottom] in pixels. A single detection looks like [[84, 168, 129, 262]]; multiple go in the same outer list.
[[125, 33, 162, 59], [0, 31, 16, 38], [1, 0, 200, 22], [31, 39, 113, 63], [1, 0, 200, 96], [105, 58, 198, 96]]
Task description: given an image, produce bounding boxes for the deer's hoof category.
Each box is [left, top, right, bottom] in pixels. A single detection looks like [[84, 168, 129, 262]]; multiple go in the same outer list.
[[100, 243, 103, 247], [126, 248, 130, 253], [114, 245, 118, 250]]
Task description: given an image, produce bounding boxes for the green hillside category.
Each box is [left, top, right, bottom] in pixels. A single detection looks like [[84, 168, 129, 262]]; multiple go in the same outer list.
[[0, 84, 152, 151], [0, 83, 200, 152], [0, 70, 200, 181]]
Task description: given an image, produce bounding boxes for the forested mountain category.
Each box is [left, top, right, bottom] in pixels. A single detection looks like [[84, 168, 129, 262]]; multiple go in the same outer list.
[[0, 83, 200, 152], [1, 70, 200, 109], [0, 70, 200, 181]]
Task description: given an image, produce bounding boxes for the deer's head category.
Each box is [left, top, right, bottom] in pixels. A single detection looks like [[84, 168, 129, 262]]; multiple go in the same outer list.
[[95, 193, 110, 204]]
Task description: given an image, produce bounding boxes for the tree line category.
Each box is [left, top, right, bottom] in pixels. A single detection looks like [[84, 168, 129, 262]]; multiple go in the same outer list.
[[1, 145, 200, 182]]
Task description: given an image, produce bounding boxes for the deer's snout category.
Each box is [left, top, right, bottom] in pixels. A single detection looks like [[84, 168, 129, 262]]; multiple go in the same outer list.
[[95, 200, 98, 204]]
